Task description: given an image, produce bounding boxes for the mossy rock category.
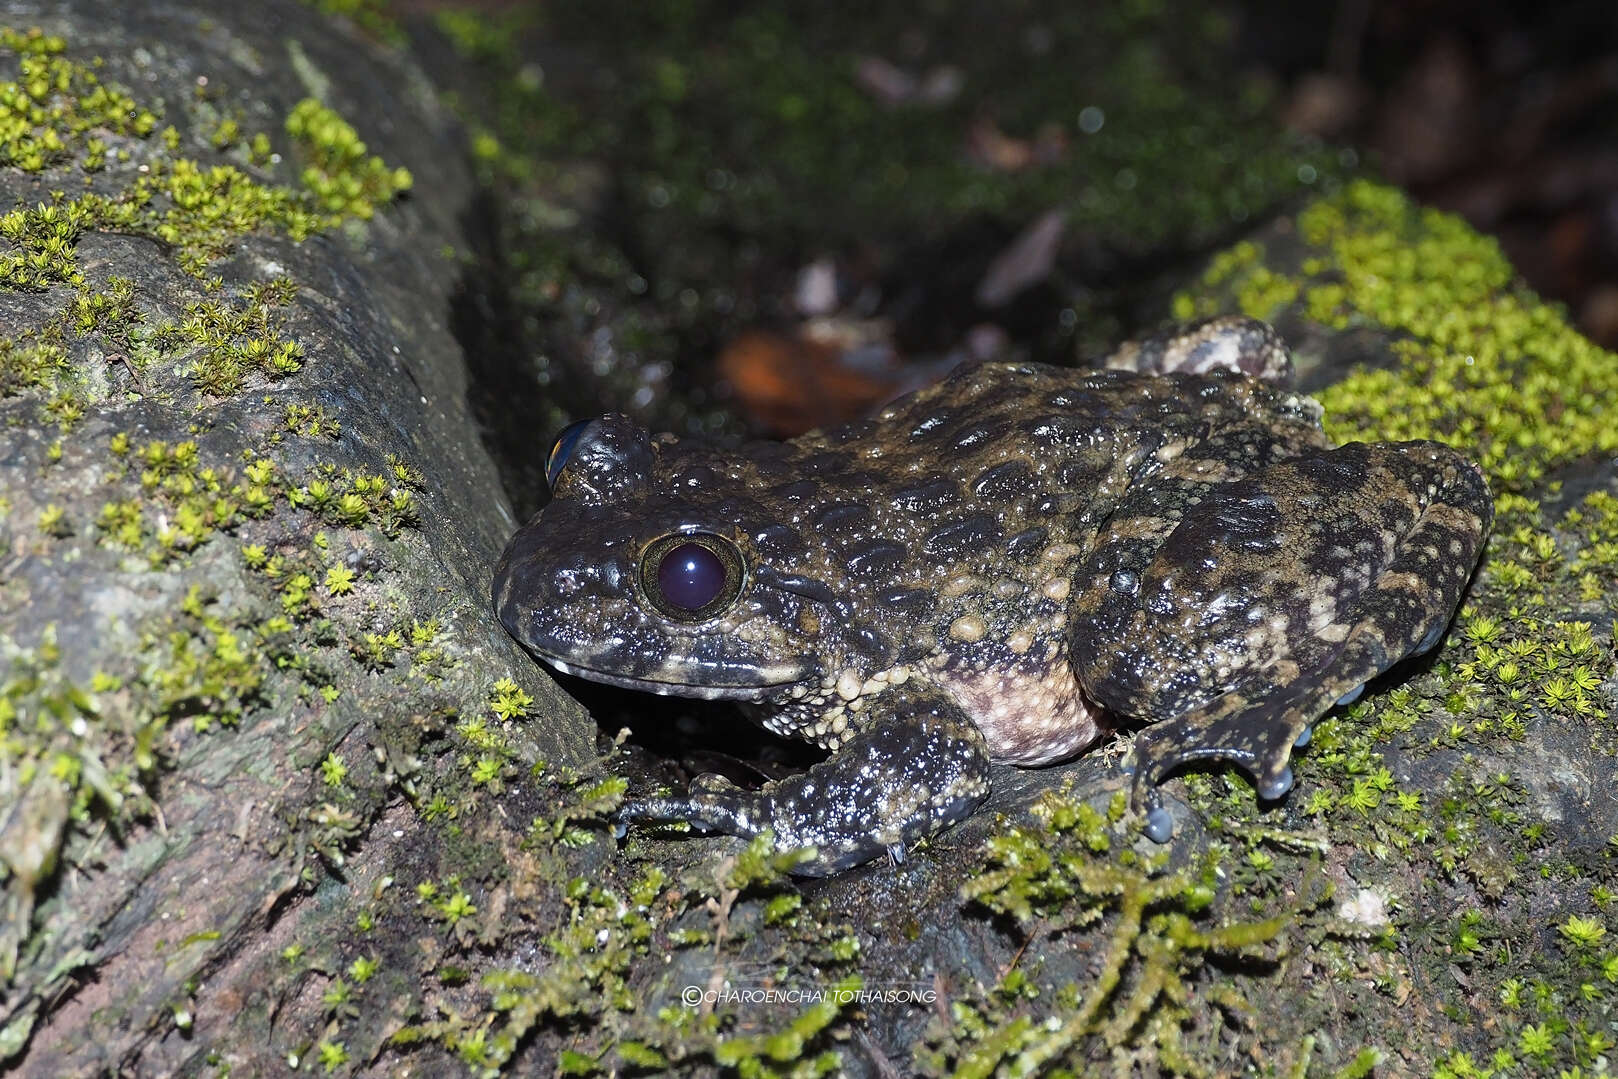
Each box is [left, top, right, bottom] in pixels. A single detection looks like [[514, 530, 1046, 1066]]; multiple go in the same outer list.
[[3, 2, 1616, 1077], [0, 3, 596, 1073]]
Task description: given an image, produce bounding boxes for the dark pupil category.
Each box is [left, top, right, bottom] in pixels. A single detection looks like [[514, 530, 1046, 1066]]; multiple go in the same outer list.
[[657, 542, 726, 611]]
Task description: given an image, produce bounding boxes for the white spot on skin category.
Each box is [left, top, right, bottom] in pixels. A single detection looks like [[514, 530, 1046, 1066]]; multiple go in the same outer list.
[[1307, 590, 1337, 631]]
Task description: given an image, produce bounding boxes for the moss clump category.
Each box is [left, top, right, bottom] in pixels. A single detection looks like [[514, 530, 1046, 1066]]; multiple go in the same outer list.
[[0, 27, 157, 171], [0, 25, 416, 446], [1179, 180, 1618, 492], [916, 789, 1319, 1075], [0, 588, 274, 980], [0, 34, 407, 273], [285, 98, 412, 219], [387, 829, 855, 1077]]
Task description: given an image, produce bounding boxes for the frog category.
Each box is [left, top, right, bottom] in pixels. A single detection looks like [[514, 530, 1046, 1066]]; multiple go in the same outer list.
[[492, 317, 1493, 875]]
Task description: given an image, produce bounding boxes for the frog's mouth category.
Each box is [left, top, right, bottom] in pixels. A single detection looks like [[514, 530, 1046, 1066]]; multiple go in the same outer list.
[[539, 653, 809, 702]]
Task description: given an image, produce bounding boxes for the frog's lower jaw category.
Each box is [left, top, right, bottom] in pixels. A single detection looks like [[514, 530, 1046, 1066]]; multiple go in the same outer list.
[[541, 655, 805, 702], [619, 685, 991, 876]]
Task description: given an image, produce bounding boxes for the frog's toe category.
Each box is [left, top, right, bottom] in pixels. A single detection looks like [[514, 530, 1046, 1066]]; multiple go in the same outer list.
[[1293, 724, 1313, 748], [620, 792, 742, 836], [1256, 765, 1295, 801], [1335, 683, 1365, 708], [1143, 805, 1176, 844]]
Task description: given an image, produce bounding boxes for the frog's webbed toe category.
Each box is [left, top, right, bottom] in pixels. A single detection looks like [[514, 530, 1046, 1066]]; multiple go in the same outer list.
[[1081, 440, 1492, 839], [1126, 676, 1323, 834], [620, 687, 992, 876]]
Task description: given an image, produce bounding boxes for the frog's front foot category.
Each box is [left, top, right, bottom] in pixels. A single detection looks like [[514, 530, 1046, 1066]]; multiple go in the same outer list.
[[619, 688, 991, 876]]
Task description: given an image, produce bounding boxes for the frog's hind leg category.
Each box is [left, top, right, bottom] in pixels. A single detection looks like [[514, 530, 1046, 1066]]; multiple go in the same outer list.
[[619, 686, 991, 876], [1075, 440, 1492, 839]]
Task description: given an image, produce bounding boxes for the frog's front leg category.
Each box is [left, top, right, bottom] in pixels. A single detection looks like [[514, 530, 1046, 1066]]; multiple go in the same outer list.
[[1072, 440, 1492, 840], [620, 685, 991, 876]]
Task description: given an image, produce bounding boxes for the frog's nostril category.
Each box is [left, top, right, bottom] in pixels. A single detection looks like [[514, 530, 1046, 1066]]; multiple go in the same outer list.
[[554, 568, 583, 597]]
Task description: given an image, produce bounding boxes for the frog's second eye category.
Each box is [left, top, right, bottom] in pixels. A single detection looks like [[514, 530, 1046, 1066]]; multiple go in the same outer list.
[[545, 418, 594, 491], [640, 533, 744, 621]]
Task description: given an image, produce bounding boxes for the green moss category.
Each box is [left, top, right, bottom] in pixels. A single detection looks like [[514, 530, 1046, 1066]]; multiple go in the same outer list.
[[0, 28, 157, 171], [298, 0, 404, 47], [386, 828, 855, 1075], [0, 583, 284, 979], [0, 31, 448, 1049], [285, 98, 412, 218], [918, 789, 1320, 1075], [1178, 180, 1618, 492], [0, 26, 414, 443], [1172, 180, 1618, 1076]]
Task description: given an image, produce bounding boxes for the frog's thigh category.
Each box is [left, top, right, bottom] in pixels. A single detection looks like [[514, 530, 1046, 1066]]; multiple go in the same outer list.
[[1078, 440, 1491, 819], [620, 687, 991, 876], [1100, 315, 1293, 383]]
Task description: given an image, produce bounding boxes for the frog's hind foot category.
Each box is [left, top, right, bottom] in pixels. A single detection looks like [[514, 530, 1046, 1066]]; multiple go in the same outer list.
[[1127, 676, 1321, 843]]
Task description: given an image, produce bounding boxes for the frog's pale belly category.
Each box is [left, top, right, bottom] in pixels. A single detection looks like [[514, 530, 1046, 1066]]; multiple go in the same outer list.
[[493, 316, 1494, 874], [931, 655, 1103, 766]]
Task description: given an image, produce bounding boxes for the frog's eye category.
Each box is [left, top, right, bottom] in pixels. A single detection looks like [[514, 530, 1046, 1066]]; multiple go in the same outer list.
[[545, 418, 594, 491], [640, 532, 744, 621]]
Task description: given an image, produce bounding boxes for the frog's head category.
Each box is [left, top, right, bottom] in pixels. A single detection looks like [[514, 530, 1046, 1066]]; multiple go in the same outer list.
[[493, 414, 852, 701]]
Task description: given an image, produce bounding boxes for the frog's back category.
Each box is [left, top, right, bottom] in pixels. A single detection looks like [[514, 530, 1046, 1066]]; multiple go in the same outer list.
[[779, 360, 1328, 532], [695, 362, 1324, 685]]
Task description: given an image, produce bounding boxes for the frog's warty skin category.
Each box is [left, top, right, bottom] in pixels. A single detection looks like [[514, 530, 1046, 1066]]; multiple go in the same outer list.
[[493, 317, 1492, 874]]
